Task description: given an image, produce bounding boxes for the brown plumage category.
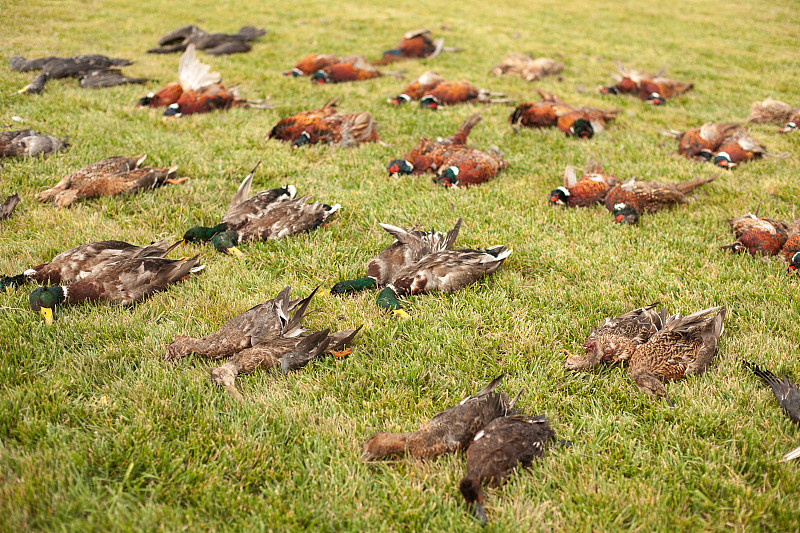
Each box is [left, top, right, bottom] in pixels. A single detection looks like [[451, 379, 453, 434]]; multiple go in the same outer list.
[[311, 56, 381, 84], [604, 174, 718, 216], [671, 122, 741, 161], [361, 374, 519, 460], [284, 54, 342, 77], [433, 147, 507, 188], [459, 414, 555, 526], [1, 194, 20, 221], [0, 129, 67, 158], [556, 107, 619, 138], [780, 216, 800, 265], [638, 78, 694, 104], [565, 303, 671, 371], [36, 155, 186, 207], [2, 238, 177, 292], [509, 90, 616, 136], [137, 82, 183, 108], [628, 306, 726, 402], [148, 24, 266, 55], [549, 163, 619, 207], [722, 212, 789, 257], [389, 71, 445, 104], [746, 98, 800, 124], [165, 285, 314, 363], [388, 114, 482, 175], [421, 80, 503, 109], [490, 54, 564, 82], [291, 111, 379, 148], [599, 64, 660, 95], [712, 130, 766, 168], [374, 29, 445, 65], [267, 98, 339, 142]]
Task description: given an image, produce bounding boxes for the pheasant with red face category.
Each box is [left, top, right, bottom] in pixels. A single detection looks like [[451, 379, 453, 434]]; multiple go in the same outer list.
[[267, 99, 339, 143], [781, 216, 800, 275], [374, 29, 445, 65], [712, 130, 767, 168], [556, 107, 619, 139], [549, 163, 619, 207], [434, 147, 507, 188], [510, 90, 618, 137], [387, 114, 482, 175], [721, 211, 789, 257], [420, 80, 506, 109], [637, 78, 694, 105], [599, 64, 659, 95], [605, 174, 718, 224], [310, 56, 381, 84], [388, 71, 444, 105], [290, 111, 379, 148], [668, 122, 741, 162], [283, 54, 342, 77]]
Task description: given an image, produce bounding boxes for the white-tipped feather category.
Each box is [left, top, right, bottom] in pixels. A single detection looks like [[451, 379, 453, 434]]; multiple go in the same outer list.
[[482, 247, 512, 263], [556, 186, 570, 196], [23, 268, 36, 277], [178, 44, 222, 92], [782, 445, 800, 462], [189, 264, 206, 274], [286, 184, 297, 198], [326, 203, 341, 215]]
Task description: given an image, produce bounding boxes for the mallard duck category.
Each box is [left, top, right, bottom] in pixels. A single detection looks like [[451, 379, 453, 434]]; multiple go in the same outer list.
[[181, 162, 295, 245], [490, 54, 564, 82], [0, 194, 20, 221], [29, 255, 203, 325], [1, 238, 177, 292], [361, 374, 519, 460], [0, 129, 67, 158], [211, 325, 361, 401], [331, 218, 462, 295], [165, 285, 315, 362], [742, 361, 800, 462], [628, 306, 726, 403], [565, 302, 670, 371], [148, 24, 266, 55], [459, 414, 554, 526], [549, 163, 619, 207], [36, 155, 187, 207], [387, 113, 482, 175], [376, 246, 511, 314], [605, 175, 718, 224], [721, 211, 789, 257], [10, 53, 144, 94]]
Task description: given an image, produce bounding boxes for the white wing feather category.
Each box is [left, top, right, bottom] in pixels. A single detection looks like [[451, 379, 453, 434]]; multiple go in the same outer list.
[[178, 44, 222, 92]]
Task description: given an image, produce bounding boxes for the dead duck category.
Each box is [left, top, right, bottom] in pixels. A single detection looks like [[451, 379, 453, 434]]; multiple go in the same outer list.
[[628, 306, 726, 403], [548, 162, 619, 208], [36, 155, 187, 207], [376, 246, 511, 315], [1, 238, 178, 292], [331, 218, 462, 295], [0, 129, 67, 158], [361, 374, 519, 460], [0, 194, 20, 221], [211, 325, 361, 401], [564, 302, 671, 371], [10, 53, 145, 94], [742, 361, 800, 462], [29, 255, 203, 325], [490, 54, 564, 82], [148, 24, 266, 55], [165, 285, 315, 363], [459, 414, 555, 526]]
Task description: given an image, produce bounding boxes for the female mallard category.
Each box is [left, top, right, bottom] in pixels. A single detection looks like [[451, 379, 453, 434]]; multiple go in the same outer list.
[[165, 285, 315, 362], [376, 246, 511, 314], [628, 306, 726, 403], [1, 129, 67, 158], [29, 255, 203, 325], [36, 155, 187, 207], [331, 218, 462, 295], [361, 374, 519, 461], [1, 238, 177, 292], [564, 302, 670, 371]]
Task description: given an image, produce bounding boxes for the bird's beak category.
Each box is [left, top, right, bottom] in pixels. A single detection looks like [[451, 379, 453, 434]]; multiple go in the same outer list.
[[40, 307, 53, 326], [615, 214, 625, 224], [392, 309, 410, 319], [228, 247, 244, 258], [17, 86, 30, 94], [225, 384, 243, 402], [473, 502, 487, 527]]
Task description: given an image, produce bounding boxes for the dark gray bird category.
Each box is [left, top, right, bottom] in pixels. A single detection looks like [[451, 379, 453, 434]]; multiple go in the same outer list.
[[10, 54, 145, 94], [0, 194, 20, 221], [148, 25, 266, 55], [742, 361, 800, 462]]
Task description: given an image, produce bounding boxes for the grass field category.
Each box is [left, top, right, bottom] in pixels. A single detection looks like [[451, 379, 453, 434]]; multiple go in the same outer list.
[[2, 0, 800, 530]]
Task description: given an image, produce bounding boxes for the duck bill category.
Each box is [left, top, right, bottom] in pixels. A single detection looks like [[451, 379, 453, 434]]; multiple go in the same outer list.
[[227, 246, 244, 258], [782, 445, 800, 462], [40, 307, 54, 326], [225, 384, 243, 402], [472, 502, 487, 527]]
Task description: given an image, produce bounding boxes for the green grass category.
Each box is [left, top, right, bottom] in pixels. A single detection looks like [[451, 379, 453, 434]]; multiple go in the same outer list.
[[1, 0, 800, 530]]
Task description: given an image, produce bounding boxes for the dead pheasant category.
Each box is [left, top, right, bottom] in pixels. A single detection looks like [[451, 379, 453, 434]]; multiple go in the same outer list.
[[388, 71, 445, 105], [605, 174, 718, 224], [420, 80, 507, 109], [387, 114, 482, 175], [373, 29, 447, 65], [549, 162, 619, 207], [721, 211, 789, 257], [267, 98, 339, 142]]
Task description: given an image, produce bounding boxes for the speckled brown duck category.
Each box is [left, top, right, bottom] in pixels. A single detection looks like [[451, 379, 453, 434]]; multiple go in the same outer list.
[[565, 302, 671, 372], [605, 174, 719, 225], [549, 162, 619, 207], [28, 255, 203, 325], [36, 155, 187, 207], [742, 361, 800, 462], [459, 414, 555, 526], [376, 246, 511, 314], [10, 53, 145, 94], [721, 211, 789, 257], [0, 129, 67, 158], [0, 194, 20, 221], [148, 24, 266, 55], [165, 285, 316, 363], [387, 113, 482, 175], [210, 325, 361, 401], [628, 306, 726, 403], [331, 218, 462, 295], [1, 238, 178, 292], [361, 374, 520, 460]]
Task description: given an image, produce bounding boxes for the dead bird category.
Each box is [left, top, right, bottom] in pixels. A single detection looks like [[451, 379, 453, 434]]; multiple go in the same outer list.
[[10, 53, 145, 94], [0, 129, 67, 158], [148, 24, 266, 55]]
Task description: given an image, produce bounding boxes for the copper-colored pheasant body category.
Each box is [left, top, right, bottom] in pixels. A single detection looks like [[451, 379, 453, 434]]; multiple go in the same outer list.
[[293, 111, 379, 147], [549, 163, 619, 207], [387, 114, 482, 175], [604, 174, 718, 219], [284, 54, 342, 77], [311, 56, 381, 84], [389, 71, 444, 104], [510, 90, 618, 137], [723, 212, 789, 257], [674, 122, 741, 161], [375, 29, 445, 65], [267, 99, 339, 142], [712, 130, 766, 168], [434, 148, 507, 188]]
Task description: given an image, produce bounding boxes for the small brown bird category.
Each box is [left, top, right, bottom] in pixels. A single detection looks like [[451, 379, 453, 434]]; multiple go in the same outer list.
[[742, 361, 800, 462], [605, 174, 718, 224], [361, 374, 518, 460], [374, 29, 446, 65], [712, 130, 766, 168], [420, 80, 506, 109], [331, 219, 462, 295], [746, 97, 800, 124], [267, 98, 340, 142], [490, 54, 564, 82], [628, 306, 726, 403], [388, 71, 445, 105], [284, 54, 343, 77], [290, 111, 379, 148], [0, 129, 67, 158], [165, 285, 315, 363], [459, 414, 555, 526], [0, 194, 20, 221], [36, 155, 187, 207], [565, 302, 670, 371], [667, 122, 741, 162], [387, 114, 482, 175], [148, 24, 266, 55], [433, 147, 507, 188], [721, 211, 789, 257], [549, 163, 619, 207]]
